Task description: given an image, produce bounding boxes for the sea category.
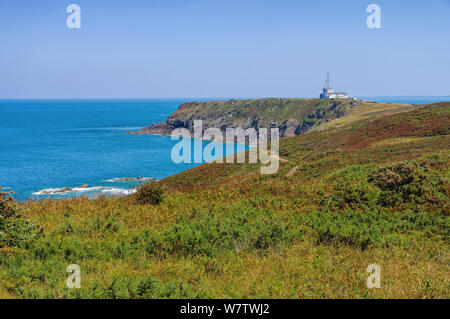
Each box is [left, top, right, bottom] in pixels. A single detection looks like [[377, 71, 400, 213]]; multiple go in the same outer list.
[[1, 96, 449, 201]]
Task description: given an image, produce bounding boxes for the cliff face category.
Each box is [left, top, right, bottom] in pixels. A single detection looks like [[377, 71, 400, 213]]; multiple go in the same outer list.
[[129, 98, 360, 138]]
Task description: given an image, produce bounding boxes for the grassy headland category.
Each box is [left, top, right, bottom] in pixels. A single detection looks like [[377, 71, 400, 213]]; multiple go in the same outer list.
[[131, 98, 367, 137], [0, 100, 448, 299]]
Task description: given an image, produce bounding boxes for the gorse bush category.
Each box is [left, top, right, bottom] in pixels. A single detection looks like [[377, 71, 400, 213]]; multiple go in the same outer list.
[[328, 165, 379, 210], [0, 189, 42, 249], [369, 161, 427, 206], [134, 181, 164, 205], [299, 209, 448, 250], [135, 276, 205, 298], [144, 208, 296, 257], [329, 158, 448, 211], [0, 189, 17, 219], [371, 162, 423, 191]]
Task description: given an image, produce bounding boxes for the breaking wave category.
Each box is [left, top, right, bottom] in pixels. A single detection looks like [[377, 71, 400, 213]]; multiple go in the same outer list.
[[105, 177, 152, 182], [32, 186, 136, 197], [33, 186, 103, 195], [101, 188, 137, 195]]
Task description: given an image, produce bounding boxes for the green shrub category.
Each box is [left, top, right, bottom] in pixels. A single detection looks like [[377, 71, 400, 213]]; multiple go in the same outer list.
[[329, 165, 378, 210], [137, 275, 160, 298], [329, 160, 447, 210], [369, 161, 428, 206], [101, 276, 207, 299], [312, 210, 386, 250], [0, 190, 42, 249], [299, 208, 448, 250], [134, 181, 164, 205], [144, 207, 295, 257], [103, 278, 135, 299], [370, 161, 424, 190]]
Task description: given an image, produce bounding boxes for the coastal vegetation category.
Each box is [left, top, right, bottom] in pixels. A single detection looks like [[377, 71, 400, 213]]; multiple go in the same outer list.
[[0, 101, 448, 299], [131, 98, 360, 137], [134, 180, 165, 206]]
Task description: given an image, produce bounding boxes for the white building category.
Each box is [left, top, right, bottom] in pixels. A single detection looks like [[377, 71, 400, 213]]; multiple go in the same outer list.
[[320, 73, 350, 99]]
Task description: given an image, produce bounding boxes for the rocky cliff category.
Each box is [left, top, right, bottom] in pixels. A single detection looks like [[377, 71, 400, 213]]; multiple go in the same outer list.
[[128, 98, 360, 138]]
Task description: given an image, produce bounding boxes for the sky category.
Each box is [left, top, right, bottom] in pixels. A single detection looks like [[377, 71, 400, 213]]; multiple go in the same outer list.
[[0, 0, 449, 99]]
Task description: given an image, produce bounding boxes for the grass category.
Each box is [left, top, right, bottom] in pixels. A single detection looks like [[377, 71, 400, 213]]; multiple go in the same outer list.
[[311, 102, 416, 132], [0, 102, 448, 299]]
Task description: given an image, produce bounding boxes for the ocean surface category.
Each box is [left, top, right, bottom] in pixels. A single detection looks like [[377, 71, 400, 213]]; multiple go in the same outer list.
[[0, 99, 245, 201], [359, 96, 450, 105], [1, 97, 449, 201]]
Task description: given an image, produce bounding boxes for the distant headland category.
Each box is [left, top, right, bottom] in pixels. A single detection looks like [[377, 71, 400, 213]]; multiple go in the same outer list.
[[128, 98, 361, 138]]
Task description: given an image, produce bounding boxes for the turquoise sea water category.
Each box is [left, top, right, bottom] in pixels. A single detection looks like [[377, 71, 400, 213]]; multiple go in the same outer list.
[[1, 97, 448, 201], [0, 99, 245, 201]]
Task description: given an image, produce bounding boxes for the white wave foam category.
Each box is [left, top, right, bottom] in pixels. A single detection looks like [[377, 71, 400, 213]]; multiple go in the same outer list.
[[101, 188, 137, 195], [33, 186, 136, 197], [105, 177, 152, 182], [72, 186, 103, 192], [33, 186, 103, 195]]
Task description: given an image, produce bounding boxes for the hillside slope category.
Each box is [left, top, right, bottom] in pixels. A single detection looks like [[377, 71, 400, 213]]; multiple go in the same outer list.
[[129, 98, 409, 138], [0, 102, 448, 299]]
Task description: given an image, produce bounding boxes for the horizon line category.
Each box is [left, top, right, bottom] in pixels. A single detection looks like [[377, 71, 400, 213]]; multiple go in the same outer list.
[[1, 95, 450, 101]]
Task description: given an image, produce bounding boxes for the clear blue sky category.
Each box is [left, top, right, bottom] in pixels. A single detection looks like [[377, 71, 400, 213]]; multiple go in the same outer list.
[[1, 0, 449, 98]]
